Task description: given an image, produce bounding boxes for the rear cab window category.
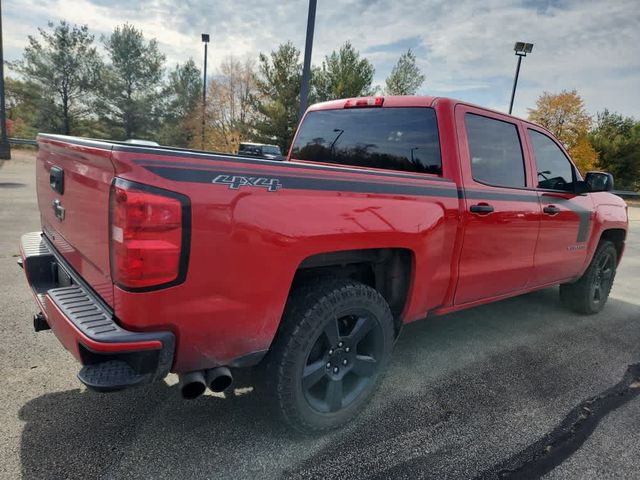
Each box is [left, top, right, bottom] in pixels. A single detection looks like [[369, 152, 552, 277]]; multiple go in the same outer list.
[[291, 107, 442, 175]]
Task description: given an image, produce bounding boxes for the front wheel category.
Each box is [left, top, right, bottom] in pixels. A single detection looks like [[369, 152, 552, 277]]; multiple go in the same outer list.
[[267, 279, 395, 433], [560, 240, 618, 314]]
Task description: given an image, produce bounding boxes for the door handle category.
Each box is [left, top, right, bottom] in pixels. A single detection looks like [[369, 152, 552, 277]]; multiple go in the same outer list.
[[543, 205, 561, 215], [470, 203, 494, 214]]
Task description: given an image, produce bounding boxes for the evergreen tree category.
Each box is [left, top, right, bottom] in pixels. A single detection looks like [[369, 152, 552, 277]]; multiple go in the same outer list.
[[385, 49, 425, 95], [314, 41, 374, 102], [99, 24, 165, 140], [252, 42, 302, 152], [17, 21, 103, 135], [159, 59, 202, 147]]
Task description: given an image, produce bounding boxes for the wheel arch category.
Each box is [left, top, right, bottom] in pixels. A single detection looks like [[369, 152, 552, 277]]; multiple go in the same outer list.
[[599, 228, 626, 264], [289, 248, 414, 334]]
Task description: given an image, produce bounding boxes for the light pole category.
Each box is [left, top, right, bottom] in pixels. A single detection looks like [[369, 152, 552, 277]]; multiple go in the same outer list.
[[410, 147, 420, 165], [299, 0, 317, 120], [0, 1, 11, 160], [201, 33, 210, 150], [508, 41, 533, 115], [330, 128, 343, 158]]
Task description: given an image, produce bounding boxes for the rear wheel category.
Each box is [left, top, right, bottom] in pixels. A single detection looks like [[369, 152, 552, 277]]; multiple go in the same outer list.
[[267, 279, 394, 433], [560, 241, 617, 314]]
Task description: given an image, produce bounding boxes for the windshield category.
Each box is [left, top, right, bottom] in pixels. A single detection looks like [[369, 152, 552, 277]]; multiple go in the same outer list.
[[262, 145, 281, 155], [291, 107, 442, 175]]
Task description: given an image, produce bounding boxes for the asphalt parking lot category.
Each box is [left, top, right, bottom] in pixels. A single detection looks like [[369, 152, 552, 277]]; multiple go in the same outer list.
[[1, 151, 638, 480]]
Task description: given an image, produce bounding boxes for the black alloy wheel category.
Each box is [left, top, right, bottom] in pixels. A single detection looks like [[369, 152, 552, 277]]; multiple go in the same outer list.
[[560, 240, 618, 314], [267, 279, 395, 432], [591, 249, 615, 308], [302, 311, 384, 414]]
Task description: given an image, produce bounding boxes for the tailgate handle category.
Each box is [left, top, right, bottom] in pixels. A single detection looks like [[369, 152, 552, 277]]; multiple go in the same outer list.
[[50, 166, 64, 194]]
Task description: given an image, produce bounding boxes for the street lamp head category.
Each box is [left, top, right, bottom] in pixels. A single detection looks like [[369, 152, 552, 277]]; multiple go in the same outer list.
[[201, 33, 210, 43], [514, 41, 534, 55]]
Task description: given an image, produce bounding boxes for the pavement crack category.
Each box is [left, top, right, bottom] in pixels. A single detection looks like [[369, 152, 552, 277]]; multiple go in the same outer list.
[[474, 362, 640, 480]]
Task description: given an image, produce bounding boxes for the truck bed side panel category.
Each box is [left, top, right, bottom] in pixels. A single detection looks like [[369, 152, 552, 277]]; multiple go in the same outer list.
[[110, 150, 460, 371]]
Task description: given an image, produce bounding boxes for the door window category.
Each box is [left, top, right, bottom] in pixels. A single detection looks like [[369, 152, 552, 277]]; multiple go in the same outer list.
[[465, 113, 526, 188], [528, 130, 575, 191]]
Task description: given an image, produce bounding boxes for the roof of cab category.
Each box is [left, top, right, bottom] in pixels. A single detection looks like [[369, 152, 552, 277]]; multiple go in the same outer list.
[[307, 95, 439, 111], [306, 95, 543, 131]]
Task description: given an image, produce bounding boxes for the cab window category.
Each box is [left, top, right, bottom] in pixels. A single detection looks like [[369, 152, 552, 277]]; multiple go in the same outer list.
[[528, 130, 576, 191], [465, 113, 526, 188], [291, 107, 442, 175]]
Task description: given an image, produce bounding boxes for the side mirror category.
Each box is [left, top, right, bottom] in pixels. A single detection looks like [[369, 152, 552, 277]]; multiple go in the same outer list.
[[585, 171, 614, 192]]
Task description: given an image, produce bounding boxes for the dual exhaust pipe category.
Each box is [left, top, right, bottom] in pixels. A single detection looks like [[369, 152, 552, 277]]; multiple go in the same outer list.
[[178, 366, 233, 399]]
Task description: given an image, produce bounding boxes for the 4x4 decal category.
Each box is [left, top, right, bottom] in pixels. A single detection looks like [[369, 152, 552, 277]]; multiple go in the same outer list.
[[212, 174, 282, 192]]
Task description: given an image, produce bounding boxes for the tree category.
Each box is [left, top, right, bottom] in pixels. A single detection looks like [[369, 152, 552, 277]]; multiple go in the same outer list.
[[569, 135, 598, 173], [16, 21, 103, 135], [590, 110, 640, 191], [199, 57, 258, 152], [159, 59, 201, 147], [99, 24, 165, 140], [314, 41, 375, 102], [385, 49, 425, 95], [528, 90, 595, 173], [5, 77, 40, 138], [252, 42, 302, 152]]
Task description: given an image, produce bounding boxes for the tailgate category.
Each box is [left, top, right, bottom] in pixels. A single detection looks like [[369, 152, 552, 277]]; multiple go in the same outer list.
[[36, 135, 115, 306]]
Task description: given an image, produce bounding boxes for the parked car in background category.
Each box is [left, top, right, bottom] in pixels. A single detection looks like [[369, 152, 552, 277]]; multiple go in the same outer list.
[[19, 96, 627, 433], [124, 139, 160, 147], [238, 142, 284, 160]]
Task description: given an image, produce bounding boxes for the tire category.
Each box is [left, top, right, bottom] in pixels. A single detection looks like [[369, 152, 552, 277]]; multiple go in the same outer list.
[[266, 278, 395, 433], [560, 240, 618, 315]]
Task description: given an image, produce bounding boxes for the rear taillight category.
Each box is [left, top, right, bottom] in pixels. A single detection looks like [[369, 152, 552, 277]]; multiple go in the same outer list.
[[109, 179, 189, 290]]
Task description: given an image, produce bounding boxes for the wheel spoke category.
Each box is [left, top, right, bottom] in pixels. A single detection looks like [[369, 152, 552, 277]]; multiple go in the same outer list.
[[302, 360, 327, 390], [352, 354, 377, 377], [601, 268, 613, 281], [325, 378, 343, 412], [593, 282, 601, 301], [347, 316, 375, 346], [323, 318, 340, 347]]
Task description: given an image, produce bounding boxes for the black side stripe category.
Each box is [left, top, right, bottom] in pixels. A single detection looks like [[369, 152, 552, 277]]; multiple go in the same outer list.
[[540, 196, 591, 243], [138, 160, 453, 189], [463, 189, 538, 202], [464, 189, 591, 243], [145, 166, 461, 198], [134, 158, 453, 183], [141, 165, 590, 243]]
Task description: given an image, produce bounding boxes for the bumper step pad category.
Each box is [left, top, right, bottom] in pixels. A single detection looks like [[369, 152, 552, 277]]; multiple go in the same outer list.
[[20, 232, 175, 393], [79, 360, 146, 392]]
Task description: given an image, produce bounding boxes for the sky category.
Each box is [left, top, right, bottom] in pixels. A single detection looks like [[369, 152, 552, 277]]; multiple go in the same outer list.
[[4, 0, 640, 119]]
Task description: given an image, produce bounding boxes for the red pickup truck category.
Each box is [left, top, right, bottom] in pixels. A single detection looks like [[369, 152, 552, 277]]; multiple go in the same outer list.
[[20, 96, 628, 432]]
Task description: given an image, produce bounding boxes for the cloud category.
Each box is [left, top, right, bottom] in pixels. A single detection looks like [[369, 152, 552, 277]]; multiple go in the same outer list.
[[4, 0, 640, 118]]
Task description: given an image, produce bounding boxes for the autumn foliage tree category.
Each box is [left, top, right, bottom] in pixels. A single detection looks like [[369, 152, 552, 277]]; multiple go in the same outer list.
[[528, 90, 597, 173], [199, 57, 258, 152]]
